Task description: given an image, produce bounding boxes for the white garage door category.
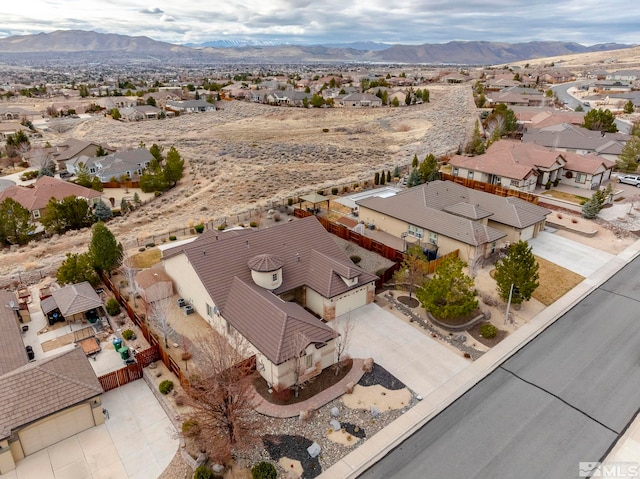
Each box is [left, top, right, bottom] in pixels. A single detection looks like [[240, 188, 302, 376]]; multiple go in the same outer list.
[[19, 403, 94, 456], [520, 225, 535, 241], [335, 288, 368, 318]]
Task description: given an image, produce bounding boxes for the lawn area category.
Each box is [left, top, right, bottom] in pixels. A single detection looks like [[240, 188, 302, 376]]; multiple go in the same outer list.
[[541, 190, 589, 204], [532, 255, 585, 306], [130, 248, 162, 268]]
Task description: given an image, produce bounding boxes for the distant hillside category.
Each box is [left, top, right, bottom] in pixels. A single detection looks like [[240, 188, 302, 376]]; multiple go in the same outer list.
[[0, 30, 634, 65]]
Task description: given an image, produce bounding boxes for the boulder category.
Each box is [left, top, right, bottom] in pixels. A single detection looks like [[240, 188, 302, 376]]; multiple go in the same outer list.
[[330, 406, 340, 417], [307, 442, 321, 458], [330, 419, 341, 431], [363, 357, 374, 372]]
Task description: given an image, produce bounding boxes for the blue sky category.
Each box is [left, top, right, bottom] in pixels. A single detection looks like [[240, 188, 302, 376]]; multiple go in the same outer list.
[[2, 0, 638, 46]]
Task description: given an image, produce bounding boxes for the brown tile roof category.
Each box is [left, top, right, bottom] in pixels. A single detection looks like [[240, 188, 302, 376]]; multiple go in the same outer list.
[[562, 151, 616, 174], [166, 216, 377, 312], [134, 267, 172, 289], [0, 176, 102, 212], [522, 123, 629, 154], [0, 290, 29, 376], [0, 347, 103, 439], [50, 282, 102, 317], [223, 278, 335, 365], [484, 140, 567, 169], [247, 254, 285, 272], [357, 180, 550, 243]]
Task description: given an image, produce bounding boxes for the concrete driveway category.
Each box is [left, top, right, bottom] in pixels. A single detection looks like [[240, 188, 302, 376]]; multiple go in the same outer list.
[[0, 379, 179, 479], [528, 230, 614, 277], [332, 303, 469, 397]]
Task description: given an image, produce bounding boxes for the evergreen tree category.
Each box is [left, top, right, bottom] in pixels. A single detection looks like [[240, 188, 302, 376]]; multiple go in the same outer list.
[[164, 146, 184, 187], [120, 198, 129, 214], [624, 100, 635, 114], [75, 162, 92, 187], [149, 143, 164, 162], [91, 176, 104, 192], [380, 170, 386, 185], [393, 245, 428, 299], [412, 154, 419, 168], [617, 136, 640, 173], [95, 144, 107, 157], [57, 252, 99, 286], [391, 97, 400, 107], [374, 172, 380, 185], [581, 188, 607, 219], [494, 241, 539, 305], [406, 168, 422, 187], [418, 153, 439, 183], [465, 120, 485, 155], [582, 108, 617, 133], [386, 170, 391, 182], [0, 198, 35, 245], [416, 257, 478, 320], [393, 166, 400, 178], [93, 200, 112, 221], [89, 222, 122, 275]]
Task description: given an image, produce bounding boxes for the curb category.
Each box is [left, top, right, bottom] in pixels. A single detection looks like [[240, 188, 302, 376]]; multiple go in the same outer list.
[[320, 238, 640, 478]]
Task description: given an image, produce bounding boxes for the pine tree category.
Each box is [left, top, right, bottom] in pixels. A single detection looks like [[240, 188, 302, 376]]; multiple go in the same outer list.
[[374, 172, 380, 185], [465, 120, 485, 155], [380, 170, 386, 185], [417, 257, 478, 320], [406, 168, 422, 187], [93, 200, 113, 221], [617, 137, 640, 173], [89, 222, 123, 275], [386, 170, 391, 182], [418, 153, 439, 183], [412, 154, 419, 168], [494, 241, 539, 305]]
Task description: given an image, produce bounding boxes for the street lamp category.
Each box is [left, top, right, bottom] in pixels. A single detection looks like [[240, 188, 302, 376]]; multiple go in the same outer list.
[[504, 284, 519, 325]]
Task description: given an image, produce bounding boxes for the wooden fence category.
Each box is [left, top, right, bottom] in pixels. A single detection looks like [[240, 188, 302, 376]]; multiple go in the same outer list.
[[293, 208, 458, 288], [98, 345, 159, 392], [100, 272, 188, 387], [440, 173, 539, 204]]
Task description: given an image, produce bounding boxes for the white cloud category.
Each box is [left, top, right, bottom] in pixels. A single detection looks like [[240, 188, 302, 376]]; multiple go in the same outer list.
[[1, 0, 638, 45]]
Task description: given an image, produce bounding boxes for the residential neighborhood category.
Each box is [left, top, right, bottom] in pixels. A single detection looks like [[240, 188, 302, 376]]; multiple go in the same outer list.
[[1, 29, 640, 479]]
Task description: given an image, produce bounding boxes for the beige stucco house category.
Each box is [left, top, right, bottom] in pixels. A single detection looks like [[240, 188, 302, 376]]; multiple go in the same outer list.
[[0, 291, 104, 474], [162, 216, 377, 391], [357, 180, 550, 264]]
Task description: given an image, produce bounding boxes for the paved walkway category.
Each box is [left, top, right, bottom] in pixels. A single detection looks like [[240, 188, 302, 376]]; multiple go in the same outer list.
[[322, 238, 640, 478], [253, 358, 365, 418]]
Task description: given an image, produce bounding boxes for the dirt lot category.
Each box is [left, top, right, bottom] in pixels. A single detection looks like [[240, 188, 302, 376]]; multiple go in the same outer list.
[[0, 85, 475, 285]]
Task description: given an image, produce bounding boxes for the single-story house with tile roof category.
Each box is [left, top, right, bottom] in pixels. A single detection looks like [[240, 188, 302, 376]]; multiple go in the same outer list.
[[338, 93, 383, 108], [0, 291, 104, 474], [135, 267, 174, 304], [67, 148, 153, 182], [0, 176, 103, 221], [50, 138, 114, 170], [560, 151, 615, 189], [522, 123, 630, 163], [449, 140, 568, 192], [40, 282, 104, 325], [356, 180, 550, 263], [162, 216, 378, 391], [166, 99, 215, 113]]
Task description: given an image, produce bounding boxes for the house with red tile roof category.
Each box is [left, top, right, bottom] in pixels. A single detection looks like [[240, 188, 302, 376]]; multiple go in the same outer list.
[[162, 216, 377, 391], [0, 176, 103, 221]]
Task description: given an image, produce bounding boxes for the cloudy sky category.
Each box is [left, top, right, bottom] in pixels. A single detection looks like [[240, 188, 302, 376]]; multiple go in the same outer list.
[[2, 0, 638, 46]]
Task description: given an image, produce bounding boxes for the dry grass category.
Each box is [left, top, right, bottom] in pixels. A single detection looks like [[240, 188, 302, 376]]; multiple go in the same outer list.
[[130, 248, 162, 268], [532, 256, 585, 306], [541, 190, 589, 204]]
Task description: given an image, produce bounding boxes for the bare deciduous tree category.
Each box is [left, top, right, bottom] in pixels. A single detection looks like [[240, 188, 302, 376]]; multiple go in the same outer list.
[[333, 315, 354, 375], [290, 331, 309, 397], [120, 251, 138, 306], [184, 330, 257, 463], [148, 298, 173, 348]]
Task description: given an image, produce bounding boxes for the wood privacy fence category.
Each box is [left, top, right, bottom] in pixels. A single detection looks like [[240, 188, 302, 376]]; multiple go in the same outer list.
[[293, 208, 459, 288], [100, 272, 188, 388], [440, 173, 539, 204], [98, 345, 159, 392]]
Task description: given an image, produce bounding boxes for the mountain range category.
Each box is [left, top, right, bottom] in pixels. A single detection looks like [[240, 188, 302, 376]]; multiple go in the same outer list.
[[0, 30, 633, 65]]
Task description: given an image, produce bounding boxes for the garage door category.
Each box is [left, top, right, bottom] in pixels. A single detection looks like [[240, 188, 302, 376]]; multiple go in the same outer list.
[[19, 403, 94, 456], [335, 287, 368, 318]]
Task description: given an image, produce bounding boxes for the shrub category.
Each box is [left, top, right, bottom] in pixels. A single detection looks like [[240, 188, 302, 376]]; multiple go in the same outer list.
[[545, 181, 552, 190], [479, 323, 498, 339], [169, 235, 177, 241], [182, 418, 200, 436], [217, 224, 227, 231], [287, 198, 293, 207], [105, 298, 121, 316], [342, 186, 349, 193], [317, 189, 325, 195], [353, 182, 360, 189], [159, 380, 174, 395], [251, 462, 277, 479], [193, 465, 214, 479], [121, 329, 135, 340], [322, 128, 329, 133], [145, 242, 155, 248], [273, 212, 281, 222], [553, 178, 560, 187], [138, 247, 146, 252], [350, 255, 362, 264], [249, 221, 258, 227], [194, 224, 205, 234], [332, 187, 339, 195]]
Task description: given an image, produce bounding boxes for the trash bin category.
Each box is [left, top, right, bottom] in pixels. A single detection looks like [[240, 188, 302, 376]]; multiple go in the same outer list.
[[118, 346, 130, 360], [112, 338, 123, 350]]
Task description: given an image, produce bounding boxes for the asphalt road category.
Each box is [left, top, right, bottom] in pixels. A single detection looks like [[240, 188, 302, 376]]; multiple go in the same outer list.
[[361, 256, 640, 479]]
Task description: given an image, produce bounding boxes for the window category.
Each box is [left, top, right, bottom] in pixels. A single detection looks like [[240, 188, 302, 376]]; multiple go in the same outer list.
[[467, 171, 474, 180], [576, 173, 586, 184], [453, 167, 459, 176], [408, 224, 424, 238], [429, 231, 438, 245], [509, 179, 520, 187], [272, 273, 278, 282], [206, 303, 213, 317], [305, 354, 313, 369], [32, 209, 40, 219]]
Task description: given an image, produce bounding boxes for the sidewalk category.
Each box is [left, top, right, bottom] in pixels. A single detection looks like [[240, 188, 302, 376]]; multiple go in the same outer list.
[[253, 358, 365, 418], [321, 238, 640, 478]]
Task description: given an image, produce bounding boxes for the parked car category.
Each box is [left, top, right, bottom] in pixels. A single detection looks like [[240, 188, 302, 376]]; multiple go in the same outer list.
[[59, 170, 73, 178], [618, 174, 640, 187]]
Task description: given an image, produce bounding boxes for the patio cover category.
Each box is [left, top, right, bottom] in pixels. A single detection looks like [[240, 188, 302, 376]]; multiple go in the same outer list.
[[49, 282, 102, 317], [299, 193, 330, 210]]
